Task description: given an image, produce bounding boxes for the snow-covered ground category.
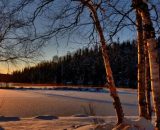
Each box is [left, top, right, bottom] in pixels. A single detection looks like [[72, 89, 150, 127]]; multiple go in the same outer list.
[[0, 88, 153, 130], [0, 89, 138, 117]]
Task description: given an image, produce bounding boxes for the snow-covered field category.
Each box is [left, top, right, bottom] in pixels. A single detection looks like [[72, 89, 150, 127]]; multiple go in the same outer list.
[[0, 89, 138, 117], [0, 88, 151, 130]]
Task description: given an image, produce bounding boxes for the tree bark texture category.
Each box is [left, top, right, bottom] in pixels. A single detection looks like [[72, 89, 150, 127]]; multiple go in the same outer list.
[[147, 39, 160, 129], [137, 0, 160, 128], [144, 48, 152, 120], [80, 0, 124, 124], [136, 9, 148, 119]]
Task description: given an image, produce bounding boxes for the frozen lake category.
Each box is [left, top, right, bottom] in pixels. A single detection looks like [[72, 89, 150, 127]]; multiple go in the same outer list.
[[0, 88, 138, 117]]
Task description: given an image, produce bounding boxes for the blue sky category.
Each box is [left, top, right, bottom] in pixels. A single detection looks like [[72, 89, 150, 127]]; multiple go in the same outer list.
[[0, 0, 158, 74], [0, 29, 135, 74]]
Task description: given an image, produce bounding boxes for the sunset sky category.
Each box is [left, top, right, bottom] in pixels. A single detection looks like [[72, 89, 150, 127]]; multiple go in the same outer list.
[[0, 28, 136, 74], [1, 0, 157, 74]]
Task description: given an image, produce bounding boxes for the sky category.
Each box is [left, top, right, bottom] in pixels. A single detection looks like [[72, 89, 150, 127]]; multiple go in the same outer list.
[[0, 36, 94, 73], [0, 0, 158, 74], [0, 43, 84, 74], [0, 28, 135, 74]]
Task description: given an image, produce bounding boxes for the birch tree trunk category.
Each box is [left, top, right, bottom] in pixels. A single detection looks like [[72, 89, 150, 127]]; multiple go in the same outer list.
[[147, 39, 160, 129], [145, 47, 152, 120], [136, 9, 148, 119], [138, 0, 160, 128], [80, 0, 124, 124]]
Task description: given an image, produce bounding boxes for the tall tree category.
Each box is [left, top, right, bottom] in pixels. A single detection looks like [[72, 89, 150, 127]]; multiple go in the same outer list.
[[135, 8, 148, 119], [134, 0, 160, 129], [145, 44, 152, 120], [79, 0, 124, 124]]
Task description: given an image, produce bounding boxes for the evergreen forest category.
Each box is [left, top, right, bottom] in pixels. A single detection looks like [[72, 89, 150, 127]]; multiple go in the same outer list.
[[11, 40, 137, 88]]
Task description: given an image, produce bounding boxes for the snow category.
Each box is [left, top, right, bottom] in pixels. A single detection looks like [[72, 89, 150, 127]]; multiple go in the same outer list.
[[0, 89, 138, 117], [0, 89, 155, 130], [112, 117, 154, 130]]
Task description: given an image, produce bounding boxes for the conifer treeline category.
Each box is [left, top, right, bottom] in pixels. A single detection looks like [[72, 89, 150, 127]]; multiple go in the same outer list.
[[11, 40, 137, 88]]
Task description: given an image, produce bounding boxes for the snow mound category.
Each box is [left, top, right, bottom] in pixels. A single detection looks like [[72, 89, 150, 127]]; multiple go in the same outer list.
[[113, 117, 154, 130], [34, 115, 58, 120], [0, 116, 20, 122], [68, 117, 154, 130]]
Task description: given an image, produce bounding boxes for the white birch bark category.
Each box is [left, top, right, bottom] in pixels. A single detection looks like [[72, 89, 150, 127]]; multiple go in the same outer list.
[[147, 39, 160, 128], [80, 0, 124, 124]]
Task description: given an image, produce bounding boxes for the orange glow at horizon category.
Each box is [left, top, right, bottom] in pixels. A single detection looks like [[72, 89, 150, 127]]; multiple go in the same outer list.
[[0, 61, 39, 74], [0, 65, 15, 74], [0, 63, 25, 74]]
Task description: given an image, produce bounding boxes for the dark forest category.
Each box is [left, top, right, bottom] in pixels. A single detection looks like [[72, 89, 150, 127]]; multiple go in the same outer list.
[[10, 40, 137, 88]]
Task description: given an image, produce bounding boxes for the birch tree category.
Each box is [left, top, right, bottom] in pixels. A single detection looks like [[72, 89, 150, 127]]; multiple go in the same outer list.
[[133, 0, 160, 129], [78, 0, 124, 124], [135, 8, 148, 119]]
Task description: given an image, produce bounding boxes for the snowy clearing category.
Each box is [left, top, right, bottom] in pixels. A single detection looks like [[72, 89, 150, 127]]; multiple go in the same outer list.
[[0, 89, 138, 117], [0, 88, 154, 130]]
